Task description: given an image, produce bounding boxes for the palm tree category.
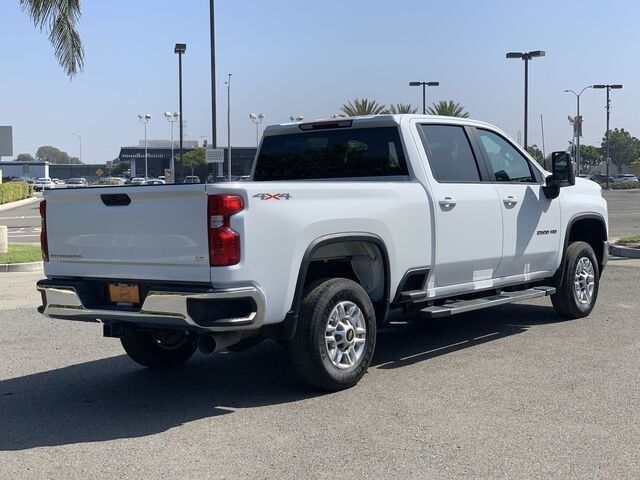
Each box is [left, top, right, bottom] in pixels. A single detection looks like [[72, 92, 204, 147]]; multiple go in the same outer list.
[[340, 98, 387, 116], [388, 103, 418, 114], [426, 100, 469, 118], [20, 0, 84, 77]]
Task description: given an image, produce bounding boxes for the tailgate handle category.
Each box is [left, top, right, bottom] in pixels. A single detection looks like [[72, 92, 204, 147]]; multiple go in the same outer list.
[[101, 193, 131, 206]]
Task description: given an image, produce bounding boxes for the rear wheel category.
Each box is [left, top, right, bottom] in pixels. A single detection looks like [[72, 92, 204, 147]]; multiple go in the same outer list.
[[551, 241, 600, 319], [289, 278, 377, 390], [121, 329, 196, 368]]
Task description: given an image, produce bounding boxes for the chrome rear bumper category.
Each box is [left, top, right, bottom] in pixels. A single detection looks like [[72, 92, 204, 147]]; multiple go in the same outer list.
[[37, 281, 265, 332]]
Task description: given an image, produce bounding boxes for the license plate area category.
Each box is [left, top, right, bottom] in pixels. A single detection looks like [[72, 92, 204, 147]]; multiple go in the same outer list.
[[108, 283, 141, 306]]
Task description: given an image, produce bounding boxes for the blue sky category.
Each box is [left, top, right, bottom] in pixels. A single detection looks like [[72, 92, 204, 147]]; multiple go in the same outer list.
[[1, 0, 638, 163]]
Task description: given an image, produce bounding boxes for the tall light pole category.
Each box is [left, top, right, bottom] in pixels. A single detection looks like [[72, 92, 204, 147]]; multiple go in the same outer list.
[[164, 112, 179, 183], [409, 81, 439, 114], [210, 0, 217, 150], [226, 73, 232, 181], [249, 112, 265, 147], [137, 114, 151, 178], [175, 43, 186, 183], [506, 50, 545, 150], [593, 84, 623, 190], [564, 85, 592, 175]]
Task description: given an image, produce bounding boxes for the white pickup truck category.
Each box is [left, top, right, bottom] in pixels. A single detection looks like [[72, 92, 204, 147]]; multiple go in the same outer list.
[[37, 115, 608, 390]]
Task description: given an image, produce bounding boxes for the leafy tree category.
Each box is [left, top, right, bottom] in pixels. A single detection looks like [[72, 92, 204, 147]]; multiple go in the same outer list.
[[601, 128, 640, 174], [16, 153, 35, 162], [340, 98, 387, 116], [578, 144, 601, 174], [388, 103, 417, 114], [20, 0, 84, 77], [526, 145, 544, 166], [36, 145, 69, 164], [426, 100, 469, 118], [180, 149, 206, 177], [109, 161, 129, 177]]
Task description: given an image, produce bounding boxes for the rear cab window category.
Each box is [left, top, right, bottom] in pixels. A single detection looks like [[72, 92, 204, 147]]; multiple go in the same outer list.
[[253, 126, 409, 181]]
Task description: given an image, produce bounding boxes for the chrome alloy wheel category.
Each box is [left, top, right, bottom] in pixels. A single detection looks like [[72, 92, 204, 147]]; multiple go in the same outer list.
[[574, 257, 595, 305], [324, 301, 367, 369]]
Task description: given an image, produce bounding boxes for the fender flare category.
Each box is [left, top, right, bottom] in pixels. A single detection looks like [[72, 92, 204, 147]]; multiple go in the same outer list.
[[277, 233, 391, 339]]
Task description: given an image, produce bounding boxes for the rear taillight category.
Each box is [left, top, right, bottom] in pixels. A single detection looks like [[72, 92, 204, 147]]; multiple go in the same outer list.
[[208, 195, 243, 266], [39, 200, 49, 262]]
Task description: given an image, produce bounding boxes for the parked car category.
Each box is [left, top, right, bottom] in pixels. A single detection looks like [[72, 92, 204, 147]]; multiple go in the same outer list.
[[145, 179, 166, 185], [183, 175, 201, 184], [130, 177, 147, 185], [108, 177, 126, 186], [65, 178, 89, 189], [34, 178, 55, 191], [53, 179, 65, 186], [589, 174, 615, 184], [613, 174, 639, 184], [37, 114, 609, 390]]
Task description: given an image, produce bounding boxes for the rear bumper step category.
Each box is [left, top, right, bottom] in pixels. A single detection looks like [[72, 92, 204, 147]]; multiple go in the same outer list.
[[419, 287, 556, 319], [37, 281, 266, 332]]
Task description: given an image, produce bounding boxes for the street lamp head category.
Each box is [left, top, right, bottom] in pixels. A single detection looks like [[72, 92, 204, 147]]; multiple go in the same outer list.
[[592, 85, 606, 89], [174, 43, 186, 54], [144, 114, 151, 120], [409, 81, 421, 86], [529, 50, 545, 58], [506, 52, 523, 59], [258, 113, 265, 120], [164, 111, 172, 118], [426, 81, 440, 87], [138, 114, 143, 120], [173, 112, 180, 118], [611, 84, 623, 89], [249, 113, 257, 119]]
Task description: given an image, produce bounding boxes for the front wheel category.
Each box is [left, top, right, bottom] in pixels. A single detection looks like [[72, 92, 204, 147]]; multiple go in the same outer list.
[[121, 329, 197, 368], [551, 241, 600, 319], [289, 278, 377, 390]]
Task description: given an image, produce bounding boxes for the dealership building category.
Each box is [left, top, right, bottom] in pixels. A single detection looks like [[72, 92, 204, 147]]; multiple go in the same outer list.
[[117, 141, 256, 180]]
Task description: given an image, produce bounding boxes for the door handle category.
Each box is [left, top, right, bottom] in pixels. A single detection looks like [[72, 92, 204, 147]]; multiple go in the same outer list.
[[439, 197, 457, 209], [503, 195, 518, 206]]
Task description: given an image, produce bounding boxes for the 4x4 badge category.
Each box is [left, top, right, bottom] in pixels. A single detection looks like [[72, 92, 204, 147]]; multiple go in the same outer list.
[[253, 193, 291, 200]]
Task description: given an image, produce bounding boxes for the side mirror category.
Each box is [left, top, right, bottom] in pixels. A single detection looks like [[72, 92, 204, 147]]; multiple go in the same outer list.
[[543, 151, 575, 199]]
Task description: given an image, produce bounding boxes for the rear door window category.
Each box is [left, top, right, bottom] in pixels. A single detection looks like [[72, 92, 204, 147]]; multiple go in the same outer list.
[[253, 127, 409, 181], [419, 125, 481, 182]]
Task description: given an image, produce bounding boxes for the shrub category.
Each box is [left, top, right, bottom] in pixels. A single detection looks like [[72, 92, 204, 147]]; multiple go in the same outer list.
[[0, 183, 34, 204], [595, 181, 638, 190]]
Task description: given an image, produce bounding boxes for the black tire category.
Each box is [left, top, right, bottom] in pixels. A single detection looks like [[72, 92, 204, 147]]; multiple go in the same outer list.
[[121, 329, 197, 368], [551, 241, 600, 319], [289, 278, 377, 391]]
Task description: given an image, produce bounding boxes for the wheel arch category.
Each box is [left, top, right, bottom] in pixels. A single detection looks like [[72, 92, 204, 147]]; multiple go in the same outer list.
[[285, 233, 391, 332], [554, 213, 608, 285]]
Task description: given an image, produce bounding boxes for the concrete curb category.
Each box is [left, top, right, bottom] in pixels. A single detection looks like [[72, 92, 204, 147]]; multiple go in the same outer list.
[[0, 261, 43, 273], [609, 244, 640, 259], [0, 196, 39, 213]]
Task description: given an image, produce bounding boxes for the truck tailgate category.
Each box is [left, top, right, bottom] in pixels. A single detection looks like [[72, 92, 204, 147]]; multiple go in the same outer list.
[[44, 185, 211, 283]]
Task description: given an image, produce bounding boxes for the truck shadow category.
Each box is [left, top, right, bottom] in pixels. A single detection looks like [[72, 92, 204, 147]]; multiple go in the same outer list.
[[0, 303, 560, 451]]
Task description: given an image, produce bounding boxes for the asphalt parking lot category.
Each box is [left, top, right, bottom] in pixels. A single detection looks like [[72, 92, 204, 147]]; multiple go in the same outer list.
[[1, 263, 639, 479], [604, 189, 640, 238]]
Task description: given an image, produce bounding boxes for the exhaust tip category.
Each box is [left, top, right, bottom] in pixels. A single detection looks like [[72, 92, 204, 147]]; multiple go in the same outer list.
[[197, 334, 217, 354]]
